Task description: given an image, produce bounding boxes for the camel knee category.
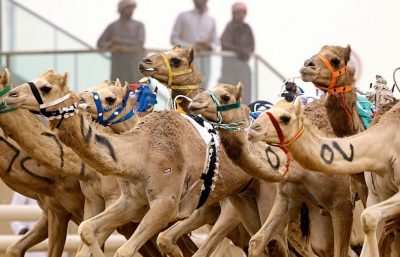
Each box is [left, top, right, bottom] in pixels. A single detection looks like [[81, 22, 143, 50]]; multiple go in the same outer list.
[[361, 210, 380, 234], [5, 244, 23, 257], [78, 220, 96, 246]]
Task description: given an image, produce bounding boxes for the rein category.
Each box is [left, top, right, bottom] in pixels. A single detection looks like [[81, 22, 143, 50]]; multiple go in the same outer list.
[[0, 85, 16, 113], [207, 90, 245, 131], [265, 112, 304, 177], [92, 89, 135, 126]]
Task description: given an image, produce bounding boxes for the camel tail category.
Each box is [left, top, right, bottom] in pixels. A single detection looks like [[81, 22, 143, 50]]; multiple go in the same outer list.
[[300, 203, 310, 243]]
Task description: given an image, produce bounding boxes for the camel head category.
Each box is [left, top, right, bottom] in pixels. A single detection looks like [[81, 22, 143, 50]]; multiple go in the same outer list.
[[189, 83, 246, 127], [79, 79, 137, 123], [138, 45, 203, 89], [300, 45, 355, 94], [248, 100, 304, 145], [5, 70, 70, 112]]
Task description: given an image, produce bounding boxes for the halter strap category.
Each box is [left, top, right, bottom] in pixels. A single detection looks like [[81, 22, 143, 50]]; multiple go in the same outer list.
[[207, 90, 244, 131], [0, 85, 16, 113], [92, 89, 135, 126], [265, 112, 304, 177], [315, 55, 352, 95], [27, 82, 76, 118], [160, 53, 198, 90]]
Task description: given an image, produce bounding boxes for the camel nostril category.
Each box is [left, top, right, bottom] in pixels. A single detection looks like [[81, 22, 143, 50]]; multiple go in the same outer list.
[[305, 60, 316, 68], [143, 58, 152, 64]]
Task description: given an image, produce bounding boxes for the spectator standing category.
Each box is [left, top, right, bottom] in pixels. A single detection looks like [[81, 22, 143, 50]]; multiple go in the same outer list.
[[97, 0, 145, 83], [219, 2, 254, 104], [170, 0, 218, 88]]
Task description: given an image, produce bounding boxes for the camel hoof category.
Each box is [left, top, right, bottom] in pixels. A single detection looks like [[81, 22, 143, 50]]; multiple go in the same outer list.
[[248, 234, 265, 257], [114, 246, 140, 257], [157, 234, 183, 257]]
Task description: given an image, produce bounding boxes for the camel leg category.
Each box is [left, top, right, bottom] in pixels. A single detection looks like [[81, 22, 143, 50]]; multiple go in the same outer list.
[[157, 203, 220, 257], [248, 193, 292, 257], [228, 194, 261, 235], [78, 194, 146, 257], [47, 210, 70, 257], [193, 199, 242, 257], [360, 191, 400, 257], [330, 202, 353, 257], [308, 207, 334, 257], [6, 213, 48, 257]]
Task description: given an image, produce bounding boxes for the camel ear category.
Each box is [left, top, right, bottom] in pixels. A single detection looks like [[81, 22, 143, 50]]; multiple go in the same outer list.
[[0, 68, 10, 87], [187, 47, 194, 66], [60, 72, 68, 88], [235, 82, 243, 102], [115, 79, 122, 87], [173, 44, 182, 49], [103, 80, 110, 85], [344, 45, 351, 64], [122, 81, 130, 96], [294, 99, 303, 118]]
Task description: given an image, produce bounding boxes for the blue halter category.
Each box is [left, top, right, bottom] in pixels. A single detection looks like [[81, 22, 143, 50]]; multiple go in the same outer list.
[[134, 85, 158, 112], [92, 89, 135, 126]]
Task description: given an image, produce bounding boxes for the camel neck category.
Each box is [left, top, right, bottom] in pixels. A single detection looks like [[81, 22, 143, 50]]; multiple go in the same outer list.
[[218, 129, 283, 182], [288, 122, 387, 176], [0, 109, 91, 180]]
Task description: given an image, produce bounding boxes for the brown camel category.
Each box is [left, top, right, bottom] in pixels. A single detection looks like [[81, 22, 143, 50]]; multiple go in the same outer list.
[[300, 44, 400, 256], [4, 69, 288, 257], [188, 82, 357, 257], [0, 70, 184, 257], [248, 99, 400, 257]]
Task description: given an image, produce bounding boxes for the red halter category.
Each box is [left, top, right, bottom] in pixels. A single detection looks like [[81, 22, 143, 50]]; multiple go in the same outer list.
[[265, 112, 304, 178]]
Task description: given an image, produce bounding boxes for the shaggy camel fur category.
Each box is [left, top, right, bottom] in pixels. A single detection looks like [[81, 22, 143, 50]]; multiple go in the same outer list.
[[188, 83, 357, 257], [5, 70, 287, 257], [0, 71, 180, 257], [248, 99, 400, 257], [300, 44, 400, 255]]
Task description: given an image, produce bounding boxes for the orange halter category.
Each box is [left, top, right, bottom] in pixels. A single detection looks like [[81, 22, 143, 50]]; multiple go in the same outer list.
[[315, 55, 352, 95]]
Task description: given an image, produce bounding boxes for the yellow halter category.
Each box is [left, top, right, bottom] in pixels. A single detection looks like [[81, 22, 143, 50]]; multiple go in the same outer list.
[[161, 53, 199, 90]]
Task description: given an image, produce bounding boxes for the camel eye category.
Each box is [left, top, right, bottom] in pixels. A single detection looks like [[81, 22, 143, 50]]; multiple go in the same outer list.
[[330, 57, 341, 68], [280, 115, 291, 125], [253, 124, 261, 131], [105, 96, 116, 105], [221, 94, 230, 102], [40, 85, 52, 94], [170, 58, 182, 68]]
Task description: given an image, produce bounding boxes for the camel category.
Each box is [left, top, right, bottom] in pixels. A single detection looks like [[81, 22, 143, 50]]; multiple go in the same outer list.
[[248, 99, 400, 257], [4, 67, 291, 257], [188, 82, 359, 257], [0, 70, 184, 257]]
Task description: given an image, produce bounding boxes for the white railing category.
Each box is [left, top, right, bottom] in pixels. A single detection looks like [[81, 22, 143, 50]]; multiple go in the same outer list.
[[0, 205, 126, 252]]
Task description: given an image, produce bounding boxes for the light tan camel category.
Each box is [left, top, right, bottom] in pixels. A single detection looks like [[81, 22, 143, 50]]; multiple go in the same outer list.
[[300, 44, 399, 256], [0, 68, 85, 257], [188, 82, 357, 257], [0, 71, 179, 257], [4, 69, 288, 257], [248, 99, 400, 257]]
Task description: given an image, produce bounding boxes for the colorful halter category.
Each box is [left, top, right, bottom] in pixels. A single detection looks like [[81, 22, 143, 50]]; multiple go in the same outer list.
[[264, 111, 304, 177], [0, 85, 16, 113], [92, 89, 135, 126], [315, 55, 352, 95], [28, 82, 77, 119], [207, 90, 244, 131], [160, 53, 199, 90]]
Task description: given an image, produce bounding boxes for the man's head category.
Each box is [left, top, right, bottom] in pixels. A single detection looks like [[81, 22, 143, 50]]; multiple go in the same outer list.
[[118, 0, 136, 19], [232, 2, 247, 22], [193, 0, 207, 11]]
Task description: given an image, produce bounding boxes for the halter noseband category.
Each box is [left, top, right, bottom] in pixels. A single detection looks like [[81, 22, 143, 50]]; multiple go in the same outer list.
[[92, 89, 135, 126], [28, 82, 77, 119], [207, 90, 244, 131], [264, 111, 304, 177], [160, 53, 198, 90], [315, 55, 352, 95]]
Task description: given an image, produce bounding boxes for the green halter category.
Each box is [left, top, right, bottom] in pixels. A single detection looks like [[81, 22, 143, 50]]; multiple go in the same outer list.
[[0, 85, 16, 113], [207, 90, 244, 131]]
